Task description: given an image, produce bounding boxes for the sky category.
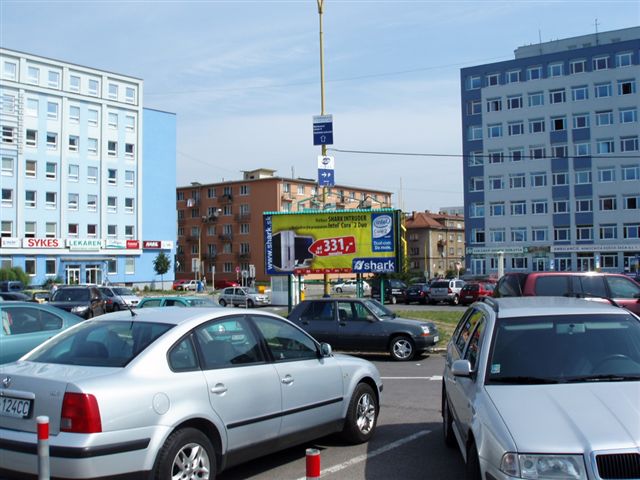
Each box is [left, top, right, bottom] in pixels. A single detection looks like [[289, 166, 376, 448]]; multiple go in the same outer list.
[[1, 0, 639, 212]]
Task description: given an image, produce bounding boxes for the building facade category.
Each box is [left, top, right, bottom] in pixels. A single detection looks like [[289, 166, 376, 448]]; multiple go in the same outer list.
[[176, 168, 393, 284], [461, 27, 640, 275], [405, 211, 465, 279], [0, 48, 176, 287]]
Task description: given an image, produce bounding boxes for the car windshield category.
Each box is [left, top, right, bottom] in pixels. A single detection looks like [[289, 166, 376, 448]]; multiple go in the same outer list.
[[113, 287, 135, 296], [185, 298, 218, 307], [52, 288, 89, 302], [487, 313, 640, 384], [362, 299, 395, 318], [25, 320, 174, 367]]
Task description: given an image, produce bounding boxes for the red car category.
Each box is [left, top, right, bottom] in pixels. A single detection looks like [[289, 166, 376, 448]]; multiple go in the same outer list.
[[214, 279, 239, 290], [172, 279, 188, 291], [459, 282, 496, 305]]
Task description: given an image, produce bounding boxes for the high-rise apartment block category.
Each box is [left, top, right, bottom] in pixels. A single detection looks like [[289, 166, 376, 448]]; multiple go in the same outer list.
[[0, 48, 176, 286], [461, 27, 640, 275]]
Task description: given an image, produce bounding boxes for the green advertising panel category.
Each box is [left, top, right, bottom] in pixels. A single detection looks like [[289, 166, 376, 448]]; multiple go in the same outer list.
[[264, 209, 400, 274]]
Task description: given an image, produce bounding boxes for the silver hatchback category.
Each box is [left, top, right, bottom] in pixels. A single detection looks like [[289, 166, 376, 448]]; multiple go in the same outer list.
[[429, 279, 465, 305], [0, 308, 382, 479], [218, 286, 270, 307], [443, 297, 640, 480]]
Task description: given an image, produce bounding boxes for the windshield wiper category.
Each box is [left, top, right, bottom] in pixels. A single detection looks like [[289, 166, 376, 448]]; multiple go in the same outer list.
[[564, 374, 640, 383], [489, 376, 559, 385]]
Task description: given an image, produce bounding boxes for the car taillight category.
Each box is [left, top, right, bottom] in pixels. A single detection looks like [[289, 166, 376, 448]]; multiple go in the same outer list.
[[448, 288, 452, 293], [61, 393, 102, 433]]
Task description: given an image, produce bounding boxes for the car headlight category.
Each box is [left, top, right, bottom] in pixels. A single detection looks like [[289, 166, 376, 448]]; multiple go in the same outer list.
[[71, 305, 89, 313], [501, 453, 587, 479], [419, 325, 431, 335]]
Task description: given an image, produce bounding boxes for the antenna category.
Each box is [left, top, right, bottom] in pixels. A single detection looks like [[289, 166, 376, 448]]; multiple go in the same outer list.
[[538, 29, 543, 55], [594, 18, 600, 44]]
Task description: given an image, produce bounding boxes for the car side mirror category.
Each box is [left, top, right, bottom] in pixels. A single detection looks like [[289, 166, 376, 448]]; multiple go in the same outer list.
[[451, 359, 472, 377], [320, 342, 332, 357], [366, 314, 376, 322]]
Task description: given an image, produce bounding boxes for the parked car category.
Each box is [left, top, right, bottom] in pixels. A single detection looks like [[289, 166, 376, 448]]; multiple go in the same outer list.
[[0, 291, 31, 302], [48, 285, 106, 319], [288, 298, 439, 361], [0, 280, 24, 292], [494, 271, 640, 314], [404, 283, 431, 305], [24, 289, 50, 304], [172, 279, 188, 290], [137, 296, 220, 308], [98, 286, 141, 312], [218, 287, 270, 307], [0, 308, 382, 479], [0, 301, 84, 363], [428, 279, 466, 305], [459, 281, 495, 306], [214, 279, 240, 290], [333, 279, 371, 294], [443, 296, 640, 480], [370, 278, 408, 304]]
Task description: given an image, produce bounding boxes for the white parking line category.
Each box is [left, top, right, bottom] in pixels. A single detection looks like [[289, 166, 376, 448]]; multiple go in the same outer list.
[[381, 375, 443, 381], [295, 430, 431, 480]]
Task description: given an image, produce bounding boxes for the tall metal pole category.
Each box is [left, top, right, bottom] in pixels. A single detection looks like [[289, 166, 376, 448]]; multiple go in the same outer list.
[[317, 0, 330, 297]]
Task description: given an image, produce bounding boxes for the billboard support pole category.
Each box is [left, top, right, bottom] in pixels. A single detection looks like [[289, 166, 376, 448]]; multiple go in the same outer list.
[[288, 274, 293, 314]]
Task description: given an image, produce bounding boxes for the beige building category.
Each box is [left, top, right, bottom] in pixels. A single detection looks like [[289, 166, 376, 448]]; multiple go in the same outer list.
[[405, 211, 466, 279], [176, 169, 392, 284]]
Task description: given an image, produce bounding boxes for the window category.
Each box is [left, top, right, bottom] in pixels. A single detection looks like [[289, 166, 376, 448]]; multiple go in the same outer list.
[[88, 138, 98, 155], [489, 176, 503, 190], [575, 170, 592, 185], [47, 102, 58, 120], [70, 75, 80, 92], [487, 123, 502, 138], [530, 146, 546, 159], [622, 165, 640, 181], [623, 195, 639, 210], [125, 143, 134, 157], [108, 112, 118, 128], [108, 168, 117, 185], [472, 229, 485, 243], [125, 170, 135, 186], [509, 174, 525, 189], [469, 202, 484, 218], [596, 139, 614, 154], [576, 199, 593, 212], [570, 59, 586, 74], [554, 227, 570, 241], [467, 100, 481, 115], [125, 225, 134, 238], [571, 85, 588, 101], [489, 202, 505, 216], [553, 172, 569, 186], [576, 225, 593, 241], [623, 224, 640, 239], [25, 190, 36, 208], [592, 56, 609, 70], [2, 61, 17, 80], [506, 70, 520, 83], [25, 159, 37, 178], [108, 224, 117, 238], [125, 197, 134, 213], [617, 79, 636, 96], [530, 172, 547, 187], [594, 82, 612, 98], [87, 194, 97, 212], [1, 189, 13, 207], [46, 132, 57, 149], [509, 148, 524, 162], [46, 162, 56, 180], [554, 200, 569, 213], [88, 109, 98, 126], [468, 152, 483, 166], [87, 224, 97, 237], [108, 83, 118, 99], [25, 129, 37, 147], [598, 168, 615, 183], [548, 62, 563, 77], [469, 177, 484, 192], [572, 113, 589, 129], [487, 73, 499, 86], [531, 200, 548, 215], [529, 118, 545, 133], [511, 227, 527, 242], [239, 184, 250, 195], [616, 52, 633, 67], [532, 227, 548, 242], [107, 141, 117, 156], [125, 87, 135, 103], [45, 191, 56, 208], [69, 105, 80, 123], [68, 164, 79, 182], [551, 145, 568, 158], [551, 116, 566, 131], [510, 201, 526, 216], [68, 193, 79, 210], [528, 91, 544, 107], [88, 79, 99, 96], [507, 95, 522, 109], [125, 258, 135, 275], [527, 66, 542, 80], [620, 108, 637, 124], [595, 110, 614, 126], [25, 258, 36, 276], [599, 224, 617, 240], [45, 223, 56, 239], [549, 88, 566, 104], [487, 98, 502, 112], [508, 122, 523, 136], [621, 137, 639, 152], [27, 66, 40, 84], [26, 98, 38, 116], [125, 115, 135, 131], [488, 151, 503, 163], [48, 70, 60, 88], [1, 157, 13, 176], [68, 135, 79, 152], [468, 126, 482, 140], [87, 166, 98, 183], [107, 196, 117, 213], [467, 75, 481, 90], [240, 223, 250, 234], [68, 224, 79, 237], [574, 143, 591, 157], [490, 229, 505, 242]]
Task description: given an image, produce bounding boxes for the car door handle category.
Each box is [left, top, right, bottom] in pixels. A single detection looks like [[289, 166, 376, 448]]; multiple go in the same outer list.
[[281, 375, 294, 385], [210, 383, 228, 395]]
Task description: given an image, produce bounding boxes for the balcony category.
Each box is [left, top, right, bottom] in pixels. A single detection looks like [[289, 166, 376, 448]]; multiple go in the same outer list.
[[237, 252, 251, 259], [202, 253, 217, 261], [234, 212, 251, 221], [219, 194, 233, 204], [218, 233, 233, 242], [281, 193, 293, 202]]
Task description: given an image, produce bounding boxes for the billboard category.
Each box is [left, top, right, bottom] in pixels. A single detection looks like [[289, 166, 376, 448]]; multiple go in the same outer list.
[[264, 209, 400, 275]]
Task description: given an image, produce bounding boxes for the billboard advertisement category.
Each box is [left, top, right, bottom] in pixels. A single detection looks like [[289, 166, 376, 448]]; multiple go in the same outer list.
[[264, 209, 400, 274]]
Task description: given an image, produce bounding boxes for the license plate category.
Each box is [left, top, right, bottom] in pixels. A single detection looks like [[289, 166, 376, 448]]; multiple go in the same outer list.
[[464, 296, 473, 300], [0, 396, 32, 418], [434, 336, 440, 343]]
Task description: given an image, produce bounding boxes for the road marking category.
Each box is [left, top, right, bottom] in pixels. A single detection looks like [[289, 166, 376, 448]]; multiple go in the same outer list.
[[381, 375, 442, 381], [295, 430, 431, 480]]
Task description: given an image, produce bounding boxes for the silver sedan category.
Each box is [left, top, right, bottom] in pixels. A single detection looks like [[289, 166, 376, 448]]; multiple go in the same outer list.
[[0, 307, 382, 479]]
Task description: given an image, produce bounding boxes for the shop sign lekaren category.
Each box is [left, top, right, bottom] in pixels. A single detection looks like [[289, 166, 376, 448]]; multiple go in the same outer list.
[[67, 239, 103, 250]]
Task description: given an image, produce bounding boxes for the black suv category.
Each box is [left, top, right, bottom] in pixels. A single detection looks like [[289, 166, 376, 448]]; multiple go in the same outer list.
[[370, 278, 407, 304], [49, 286, 106, 319]]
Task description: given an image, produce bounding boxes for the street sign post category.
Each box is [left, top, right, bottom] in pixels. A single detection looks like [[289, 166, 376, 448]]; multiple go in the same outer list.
[[313, 114, 333, 146]]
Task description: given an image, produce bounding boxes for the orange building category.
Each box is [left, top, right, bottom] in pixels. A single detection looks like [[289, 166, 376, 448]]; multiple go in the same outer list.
[[176, 169, 392, 284]]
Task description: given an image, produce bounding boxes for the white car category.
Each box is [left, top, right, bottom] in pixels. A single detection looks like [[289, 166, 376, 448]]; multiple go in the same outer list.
[[333, 280, 371, 294], [218, 287, 270, 307]]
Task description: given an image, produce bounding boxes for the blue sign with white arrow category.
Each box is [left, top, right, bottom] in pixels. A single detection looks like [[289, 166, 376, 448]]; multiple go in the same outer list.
[[318, 169, 335, 186], [313, 114, 333, 146]]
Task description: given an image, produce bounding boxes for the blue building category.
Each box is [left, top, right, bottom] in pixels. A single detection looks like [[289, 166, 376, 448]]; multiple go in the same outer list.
[[0, 48, 176, 287], [461, 27, 640, 276]]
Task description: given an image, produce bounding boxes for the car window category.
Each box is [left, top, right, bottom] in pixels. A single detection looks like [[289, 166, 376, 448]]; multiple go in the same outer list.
[[606, 276, 640, 298], [252, 315, 318, 361], [165, 299, 186, 307], [576, 275, 607, 297], [140, 299, 162, 308], [300, 301, 334, 321], [464, 317, 486, 371], [534, 275, 570, 296], [53, 288, 90, 302], [168, 337, 199, 371], [338, 301, 362, 322], [353, 302, 372, 321], [495, 274, 526, 297], [1, 307, 63, 335], [454, 309, 484, 353], [100, 288, 114, 298], [194, 316, 263, 369]]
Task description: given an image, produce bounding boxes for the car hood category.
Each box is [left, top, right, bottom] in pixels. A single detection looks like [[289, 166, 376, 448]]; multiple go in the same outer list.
[[486, 383, 640, 452], [381, 315, 436, 329]]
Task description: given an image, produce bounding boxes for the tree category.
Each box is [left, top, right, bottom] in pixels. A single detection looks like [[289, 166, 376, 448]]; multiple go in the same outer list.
[[153, 252, 171, 290], [0, 267, 30, 287]]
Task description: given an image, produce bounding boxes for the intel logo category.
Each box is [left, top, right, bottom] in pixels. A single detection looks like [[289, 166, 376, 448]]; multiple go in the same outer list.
[[372, 215, 392, 238]]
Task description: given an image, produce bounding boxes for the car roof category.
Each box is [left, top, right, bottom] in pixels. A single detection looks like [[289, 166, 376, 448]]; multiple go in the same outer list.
[[487, 296, 634, 319]]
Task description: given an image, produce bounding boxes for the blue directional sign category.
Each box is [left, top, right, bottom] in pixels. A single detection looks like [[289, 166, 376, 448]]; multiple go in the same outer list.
[[318, 168, 335, 186], [313, 114, 333, 146]]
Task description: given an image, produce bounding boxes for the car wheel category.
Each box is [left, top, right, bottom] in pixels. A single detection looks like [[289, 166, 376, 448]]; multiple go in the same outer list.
[[451, 295, 460, 306], [429, 298, 436, 305], [442, 393, 456, 448], [246, 299, 254, 308], [336, 287, 343, 293], [466, 441, 482, 480], [390, 295, 397, 305], [153, 427, 215, 480], [113, 303, 120, 312], [390, 335, 414, 361], [219, 299, 227, 307], [341, 383, 378, 444]]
